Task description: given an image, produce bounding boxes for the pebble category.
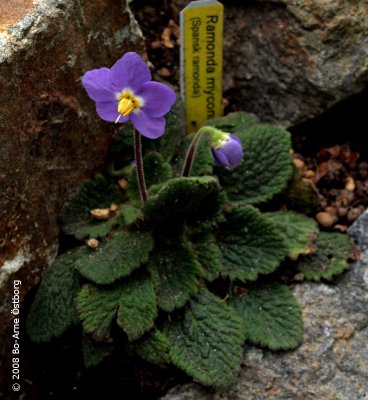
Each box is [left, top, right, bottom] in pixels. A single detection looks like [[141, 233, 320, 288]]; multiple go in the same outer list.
[[304, 169, 315, 179], [118, 178, 128, 189], [316, 212, 334, 227], [293, 158, 305, 170], [347, 208, 362, 222], [334, 224, 348, 232], [324, 206, 337, 217], [337, 207, 348, 218], [150, 40, 162, 49], [157, 67, 171, 77], [345, 176, 355, 191], [90, 208, 110, 220], [86, 238, 99, 249]]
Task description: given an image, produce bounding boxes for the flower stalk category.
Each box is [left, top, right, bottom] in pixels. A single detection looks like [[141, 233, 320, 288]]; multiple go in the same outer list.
[[134, 129, 148, 203], [182, 129, 204, 177]]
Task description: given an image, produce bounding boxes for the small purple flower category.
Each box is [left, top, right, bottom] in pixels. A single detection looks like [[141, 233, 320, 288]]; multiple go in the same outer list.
[[82, 52, 176, 139], [211, 133, 243, 168]]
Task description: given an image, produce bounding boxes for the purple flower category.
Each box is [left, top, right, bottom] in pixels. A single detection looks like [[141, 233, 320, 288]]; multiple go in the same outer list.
[[82, 52, 176, 139], [211, 134, 243, 168]]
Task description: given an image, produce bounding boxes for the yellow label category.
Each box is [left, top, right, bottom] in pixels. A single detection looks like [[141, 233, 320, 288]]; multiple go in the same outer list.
[[180, 0, 223, 134]]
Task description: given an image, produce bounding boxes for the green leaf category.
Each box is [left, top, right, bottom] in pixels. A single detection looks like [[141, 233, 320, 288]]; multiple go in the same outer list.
[[75, 230, 153, 285], [113, 122, 135, 155], [174, 131, 213, 176], [218, 205, 288, 281], [205, 111, 259, 140], [148, 246, 202, 312], [169, 289, 245, 389], [120, 204, 143, 226], [159, 99, 184, 162], [265, 211, 318, 259], [297, 232, 352, 281], [143, 176, 221, 224], [77, 284, 121, 340], [59, 175, 124, 239], [189, 231, 222, 281], [135, 330, 171, 366], [77, 275, 157, 341], [128, 152, 172, 201], [229, 283, 303, 350], [27, 248, 83, 342], [217, 124, 293, 205], [82, 333, 113, 367]]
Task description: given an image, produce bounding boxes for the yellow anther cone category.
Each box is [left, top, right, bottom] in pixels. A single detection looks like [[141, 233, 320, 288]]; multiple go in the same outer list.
[[118, 97, 135, 117]]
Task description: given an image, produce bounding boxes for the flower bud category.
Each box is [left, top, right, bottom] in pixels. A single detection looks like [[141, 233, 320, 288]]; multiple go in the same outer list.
[[209, 128, 243, 168]]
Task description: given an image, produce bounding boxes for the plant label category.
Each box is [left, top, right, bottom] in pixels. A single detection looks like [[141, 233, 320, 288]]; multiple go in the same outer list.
[[180, 0, 224, 134]]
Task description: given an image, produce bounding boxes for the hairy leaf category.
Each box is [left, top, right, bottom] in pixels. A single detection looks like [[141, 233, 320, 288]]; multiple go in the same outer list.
[[218, 205, 288, 281], [266, 211, 318, 259], [75, 230, 153, 285], [59, 175, 124, 239], [77, 275, 157, 341], [113, 121, 135, 156], [169, 290, 245, 389], [230, 283, 303, 350], [143, 176, 221, 223], [128, 152, 173, 201], [82, 333, 113, 367], [297, 232, 352, 281], [217, 124, 293, 204], [159, 99, 184, 162], [120, 204, 143, 226], [206, 111, 259, 140], [135, 330, 171, 366], [27, 248, 83, 342], [190, 231, 222, 281], [148, 246, 202, 312]]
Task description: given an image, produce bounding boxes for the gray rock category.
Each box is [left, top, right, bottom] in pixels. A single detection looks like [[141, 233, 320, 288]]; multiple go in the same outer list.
[[174, 0, 368, 127], [221, 0, 368, 127], [162, 212, 368, 400], [0, 0, 143, 393]]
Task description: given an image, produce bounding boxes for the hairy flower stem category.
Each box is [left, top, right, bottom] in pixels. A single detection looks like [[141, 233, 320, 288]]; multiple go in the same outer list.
[[181, 129, 205, 177], [134, 129, 148, 202]]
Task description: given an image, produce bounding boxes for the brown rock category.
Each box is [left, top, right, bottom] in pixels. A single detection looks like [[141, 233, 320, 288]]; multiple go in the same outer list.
[[0, 0, 144, 392]]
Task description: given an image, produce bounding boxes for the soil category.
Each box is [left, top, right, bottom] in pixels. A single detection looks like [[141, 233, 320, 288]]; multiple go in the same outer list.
[[16, 1, 368, 399]]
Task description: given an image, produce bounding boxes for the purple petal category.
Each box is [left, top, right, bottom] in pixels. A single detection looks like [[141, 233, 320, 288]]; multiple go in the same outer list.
[[224, 135, 243, 166], [96, 101, 128, 123], [230, 134, 242, 145], [110, 52, 151, 92], [137, 81, 176, 117], [212, 148, 231, 168], [130, 110, 166, 139], [82, 68, 116, 103]]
